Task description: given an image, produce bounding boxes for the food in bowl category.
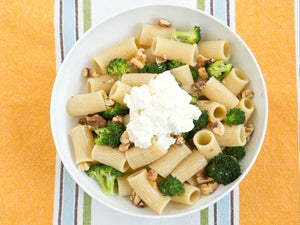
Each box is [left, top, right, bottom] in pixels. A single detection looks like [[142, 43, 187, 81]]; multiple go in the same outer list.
[[65, 18, 256, 215]]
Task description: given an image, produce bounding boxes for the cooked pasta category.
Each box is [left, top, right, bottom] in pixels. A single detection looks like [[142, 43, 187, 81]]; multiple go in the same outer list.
[[201, 77, 239, 109], [171, 150, 208, 182], [66, 20, 257, 215], [171, 184, 201, 206], [193, 129, 222, 160], [66, 90, 107, 117], [221, 68, 249, 96], [197, 100, 227, 121], [69, 125, 94, 165], [149, 144, 192, 178], [151, 37, 198, 66], [127, 169, 171, 214], [92, 37, 138, 74], [139, 24, 175, 46], [198, 40, 230, 61]]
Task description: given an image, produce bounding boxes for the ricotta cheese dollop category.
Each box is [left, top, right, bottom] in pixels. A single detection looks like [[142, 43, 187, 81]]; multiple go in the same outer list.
[[123, 71, 201, 150]]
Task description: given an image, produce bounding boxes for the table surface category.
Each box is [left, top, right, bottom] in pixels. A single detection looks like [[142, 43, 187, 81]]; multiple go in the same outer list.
[[0, 0, 299, 225]]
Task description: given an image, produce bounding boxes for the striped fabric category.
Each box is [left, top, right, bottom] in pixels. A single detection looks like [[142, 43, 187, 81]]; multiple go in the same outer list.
[[53, 1, 239, 225]]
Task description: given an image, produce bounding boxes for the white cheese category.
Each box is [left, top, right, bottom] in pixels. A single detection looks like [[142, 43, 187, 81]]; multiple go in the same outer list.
[[123, 71, 201, 150]]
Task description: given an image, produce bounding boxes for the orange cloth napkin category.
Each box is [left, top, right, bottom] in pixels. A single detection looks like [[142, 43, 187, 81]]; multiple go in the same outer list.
[[0, 0, 298, 224]]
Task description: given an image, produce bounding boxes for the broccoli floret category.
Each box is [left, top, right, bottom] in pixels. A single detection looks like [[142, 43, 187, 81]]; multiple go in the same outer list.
[[101, 103, 129, 120], [138, 62, 168, 74], [167, 60, 184, 70], [186, 110, 209, 138], [207, 153, 241, 185], [224, 108, 245, 126], [94, 121, 124, 148], [158, 176, 185, 197], [190, 95, 198, 105], [171, 26, 201, 44], [87, 164, 122, 195], [106, 58, 130, 80], [190, 66, 198, 82], [225, 146, 246, 160], [206, 60, 232, 81]]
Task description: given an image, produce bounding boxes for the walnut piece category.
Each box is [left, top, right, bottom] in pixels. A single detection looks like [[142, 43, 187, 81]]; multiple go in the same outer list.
[[197, 54, 214, 67], [130, 191, 146, 208], [104, 97, 115, 108], [82, 68, 100, 78], [198, 67, 209, 79], [175, 135, 186, 146], [119, 143, 130, 152], [200, 181, 219, 195], [120, 131, 130, 144], [158, 18, 172, 27], [156, 56, 167, 64], [112, 115, 123, 124], [86, 114, 107, 130], [238, 89, 254, 100], [78, 117, 87, 125], [192, 81, 206, 92], [77, 162, 92, 171], [195, 170, 214, 184], [130, 57, 145, 69], [209, 121, 225, 136], [147, 169, 158, 182], [130, 48, 146, 69], [245, 124, 254, 142]]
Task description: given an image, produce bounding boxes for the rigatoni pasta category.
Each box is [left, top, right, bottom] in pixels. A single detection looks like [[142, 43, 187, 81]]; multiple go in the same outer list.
[[66, 90, 108, 116], [127, 169, 171, 214], [151, 37, 198, 66], [149, 144, 192, 178], [92, 37, 138, 74], [198, 40, 230, 61], [66, 18, 257, 215]]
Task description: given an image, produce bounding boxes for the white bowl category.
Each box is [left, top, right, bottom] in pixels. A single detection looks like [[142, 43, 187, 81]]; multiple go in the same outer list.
[[50, 5, 268, 218]]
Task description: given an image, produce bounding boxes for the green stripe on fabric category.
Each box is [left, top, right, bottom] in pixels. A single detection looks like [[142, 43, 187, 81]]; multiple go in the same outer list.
[[82, 2, 92, 225], [200, 208, 209, 225], [197, 0, 205, 11], [83, 0, 91, 32], [83, 193, 92, 225]]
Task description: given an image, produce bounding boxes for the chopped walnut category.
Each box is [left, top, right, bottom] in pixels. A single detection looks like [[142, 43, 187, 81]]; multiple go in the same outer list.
[[238, 89, 254, 100], [200, 181, 219, 195], [112, 115, 124, 124], [78, 117, 87, 125], [130, 191, 146, 208], [209, 121, 225, 136], [147, 169, 158, 182], [135, 48, 146, 64], [130, 48, 146, 69], [119, 143, 131, 152], [175, 135, 186, 146], [120, 131, 130, 144], [104, 97, 115, 108], [245, 124, 254, 142], [77, 162, 92, 171], [197, 54, 214, 67], [198, 67, 209, 79], [158, 18, 172, 27], [86, 114, 107, 130], [195, 170, 214, 184], [192, 81, 206, 92], [130, 57, 145, 69], [156, 56, 167, 64], [82, 68, 100, 78]]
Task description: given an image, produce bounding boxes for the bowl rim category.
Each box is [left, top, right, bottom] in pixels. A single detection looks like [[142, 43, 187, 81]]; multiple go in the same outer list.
[[50, 4, 268, 218]]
